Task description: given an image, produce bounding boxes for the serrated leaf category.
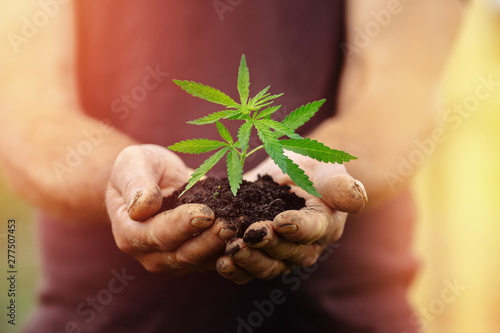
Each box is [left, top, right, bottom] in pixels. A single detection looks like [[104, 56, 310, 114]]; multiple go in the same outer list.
[[255, 121, 320, 197], [282, 99, 326, 131], [255, 105, 281, 120], [248, 85, 270, 106], [168, 139, 228, 154], [173, 79, 238, 108], [179, 147, 229, 197], [250, 93, 284, 110], [284, 157, 321, 197], [226, 147, 243, 196], [187, 109, 242, 125], [216, 121, 233, 144], [227, 113, 251, 121], [237, 55, 250, 105], [254, 121, 287, 173], [237, 120, 253, 152], [280, 138, 357, 163], [257, 118, 302, 140]]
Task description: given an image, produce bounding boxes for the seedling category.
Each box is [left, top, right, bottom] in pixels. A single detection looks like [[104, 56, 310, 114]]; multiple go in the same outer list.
[[168, 55, 356, 197]]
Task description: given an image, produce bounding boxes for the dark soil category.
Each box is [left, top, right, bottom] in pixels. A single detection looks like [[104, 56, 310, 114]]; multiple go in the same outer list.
[[161, 175, 305, 238]]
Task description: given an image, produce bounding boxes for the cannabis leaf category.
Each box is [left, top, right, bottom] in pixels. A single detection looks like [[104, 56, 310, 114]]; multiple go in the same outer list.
[[170, 55, 357, 197], [282, 99, 326, 131], [237, 55, 250, 105], [280, 138, 357, 163], [172, 80, 239, 108], [178, 147, 229, 197], [168, 139, 227, 154]]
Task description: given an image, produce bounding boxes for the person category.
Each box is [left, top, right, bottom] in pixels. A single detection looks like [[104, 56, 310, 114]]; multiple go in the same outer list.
[[0, 0, 467, 332]]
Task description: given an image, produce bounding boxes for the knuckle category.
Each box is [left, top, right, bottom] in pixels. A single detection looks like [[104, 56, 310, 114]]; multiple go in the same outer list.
[[142, 261, 164, 273], [254, 262, 283, 280], [173, 251, 199, 269], [114, 236, 138, 255]]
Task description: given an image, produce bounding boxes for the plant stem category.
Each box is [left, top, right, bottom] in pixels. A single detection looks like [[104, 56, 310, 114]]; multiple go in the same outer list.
[[245, 145, 264, 158]]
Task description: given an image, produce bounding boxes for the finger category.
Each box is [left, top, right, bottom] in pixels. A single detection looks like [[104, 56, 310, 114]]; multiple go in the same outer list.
[[111, 203, 214, 255], [110, 145, 190, 221], [216, 256, 254, 284], [243, 221, 325, 267], [138, 218, 234, 273], [225, 238, 288, 280], [314, 167, 367, 214], [273, 203, 347, 244]]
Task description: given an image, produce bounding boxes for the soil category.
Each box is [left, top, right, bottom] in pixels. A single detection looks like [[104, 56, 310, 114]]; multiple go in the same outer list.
[[161, 175, 306, 239]]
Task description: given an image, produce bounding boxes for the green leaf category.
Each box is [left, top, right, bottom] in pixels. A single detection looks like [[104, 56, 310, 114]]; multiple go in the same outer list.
[[282, 99, 326, 131], [255, 121, 320, 197], [248, 85, 270, 106], [173, 80, 238, 108], [283, 157, 321, 197], [237, 55, 250, 105], [247, 85, 283, 110], [179, 147, 229, 197], [250, 93, 284, 110], [187, 109, 242, 125], [226, 146, 243, 196], [237, 120, 253, 152], [255, 105, 281, 119], [280, 138, 357, 163], [257, 118, 302, 139], [254, 121, 287, 173], [168, 139, 228, 154], [216, 121, 233, 145], [227, 113, 251, 121]]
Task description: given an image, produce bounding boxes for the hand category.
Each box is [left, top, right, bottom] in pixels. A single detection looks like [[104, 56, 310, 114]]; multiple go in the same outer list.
[[106, 144, 235, 274], [216, 153, 367, 284]]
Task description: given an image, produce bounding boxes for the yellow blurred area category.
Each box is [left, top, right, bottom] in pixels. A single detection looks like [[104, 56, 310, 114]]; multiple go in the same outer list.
[[0, 0, 499, 332], [411, 0, 500, 332]]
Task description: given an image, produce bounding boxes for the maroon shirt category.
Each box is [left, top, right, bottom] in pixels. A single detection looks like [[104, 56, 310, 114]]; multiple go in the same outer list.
[[24, 1, 418, 332]]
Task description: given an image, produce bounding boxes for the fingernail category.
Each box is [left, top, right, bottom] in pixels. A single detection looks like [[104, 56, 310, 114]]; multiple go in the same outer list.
[[127, 190, 143, 214], [191, 217, 213, 230], [225, 243, 240, 257], [251, 239, 270, 248], [354, 180, 368, 205], [218, 228, 237, 241], [233, 247, 251, 260], [243, 227, 267, 245], [276, 224, 298, 235], [220, 264, 236, 273]]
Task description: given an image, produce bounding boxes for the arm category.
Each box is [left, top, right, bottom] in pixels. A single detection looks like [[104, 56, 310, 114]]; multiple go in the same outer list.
[[315, 0, 468, 206], [216, 0, 468, 282], [0, 2, 136, 223], [0, 2, 234, 274]]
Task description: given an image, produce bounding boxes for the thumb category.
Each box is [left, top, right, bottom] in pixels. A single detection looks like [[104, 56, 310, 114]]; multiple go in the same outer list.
[[109, 145, 186, 221], [110, 145, 189, 221], [314, 165, 367, 214]]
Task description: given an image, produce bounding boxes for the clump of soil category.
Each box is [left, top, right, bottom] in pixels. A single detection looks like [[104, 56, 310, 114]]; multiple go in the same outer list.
[[161, 175, 305, 238]]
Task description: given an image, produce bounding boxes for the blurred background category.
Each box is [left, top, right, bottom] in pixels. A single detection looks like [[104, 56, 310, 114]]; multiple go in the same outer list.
[[1, 0, 499, 332]]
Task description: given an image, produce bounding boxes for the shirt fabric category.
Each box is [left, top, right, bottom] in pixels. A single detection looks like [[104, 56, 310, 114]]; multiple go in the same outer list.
[[24, 1, 419, 332]]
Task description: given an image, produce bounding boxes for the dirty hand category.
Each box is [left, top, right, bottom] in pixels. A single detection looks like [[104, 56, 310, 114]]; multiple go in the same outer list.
[[216, 152, 367, 284], [106, 144, 235, 274]]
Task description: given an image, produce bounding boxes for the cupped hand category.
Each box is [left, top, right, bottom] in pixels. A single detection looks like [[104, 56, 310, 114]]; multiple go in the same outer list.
[[216, 152, 367, 284], [106, 144, 235, 275]]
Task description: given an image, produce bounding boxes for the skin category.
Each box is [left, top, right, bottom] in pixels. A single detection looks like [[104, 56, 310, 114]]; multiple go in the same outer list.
[[0, 0, 467, 283]]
